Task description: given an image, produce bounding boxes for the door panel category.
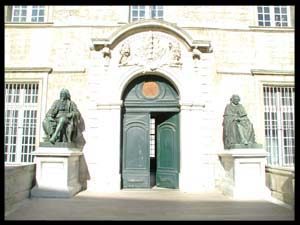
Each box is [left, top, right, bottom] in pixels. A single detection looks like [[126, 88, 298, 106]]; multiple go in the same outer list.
[[156, 113, 179, 188], [122, 113, 150, 188]]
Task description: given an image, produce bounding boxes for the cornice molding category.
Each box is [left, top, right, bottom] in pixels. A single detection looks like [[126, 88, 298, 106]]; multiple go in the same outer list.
[[249, 26, 294, 33], [91, 19, 212, 53], [251, 69, 294, 76], [5, 67, 53, 73]]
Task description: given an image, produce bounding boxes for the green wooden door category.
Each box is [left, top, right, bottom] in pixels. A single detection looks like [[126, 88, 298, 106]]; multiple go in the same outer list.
[[156, 113, 180, 188], [122, 113, 150, 188]]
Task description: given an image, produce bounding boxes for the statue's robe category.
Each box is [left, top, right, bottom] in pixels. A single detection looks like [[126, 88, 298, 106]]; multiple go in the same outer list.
[[222, 103, 255, 149], [43, 99, 85, 146]]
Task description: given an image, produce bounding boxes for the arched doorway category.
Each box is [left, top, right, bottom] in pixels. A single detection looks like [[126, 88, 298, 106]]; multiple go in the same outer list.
[[121, 75, 180, 189]]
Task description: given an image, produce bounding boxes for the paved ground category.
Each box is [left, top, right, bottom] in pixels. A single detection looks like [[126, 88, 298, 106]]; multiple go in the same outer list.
[[5, 189, 294, 221]]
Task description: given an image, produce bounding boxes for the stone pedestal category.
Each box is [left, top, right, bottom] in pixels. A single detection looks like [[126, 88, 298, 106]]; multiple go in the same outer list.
[[31, 145, 83, 198], [218, 149, 271, 199]]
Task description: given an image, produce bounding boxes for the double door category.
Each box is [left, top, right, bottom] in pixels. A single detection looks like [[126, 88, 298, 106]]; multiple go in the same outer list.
[[122, 112, 179, 189]]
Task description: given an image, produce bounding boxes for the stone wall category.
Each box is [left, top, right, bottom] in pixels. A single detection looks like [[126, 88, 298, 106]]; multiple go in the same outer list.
[[266, 166, 294, 206], [4, 6, 294, 193], [47, 6, 255, 27], [5, 164, 36, 216], [5, 6, 294, 71]]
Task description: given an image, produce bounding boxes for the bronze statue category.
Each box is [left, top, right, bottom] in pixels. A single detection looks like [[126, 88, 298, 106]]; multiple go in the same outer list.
[[42, 88, 85, 146], [222, 95, 257, 149]]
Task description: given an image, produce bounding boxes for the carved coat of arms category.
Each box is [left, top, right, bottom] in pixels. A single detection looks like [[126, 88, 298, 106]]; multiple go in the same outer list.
[[118, 31, 182, 71]]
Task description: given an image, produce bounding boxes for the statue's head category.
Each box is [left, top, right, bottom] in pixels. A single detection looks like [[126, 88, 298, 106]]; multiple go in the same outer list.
[[230, 94, 240, 105], [60, 88, 71, 100]]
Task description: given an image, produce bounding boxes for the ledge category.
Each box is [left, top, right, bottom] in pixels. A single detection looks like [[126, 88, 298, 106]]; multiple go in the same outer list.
[[40, 142, 79, 148], [180, 102, 205, 110], [5, 163, 35, 172], [5, 22, 54, 28], [96, 102, 123, 110], [249, 26, 294, 32], [266, 166, 294, 177], [33, 148, 83, 156], [52, 67, 86, 73], [251, 69, 294, 76], [217, 71, 252, 76], [5, 67, 53, 73], [219, 148, 267, 158]]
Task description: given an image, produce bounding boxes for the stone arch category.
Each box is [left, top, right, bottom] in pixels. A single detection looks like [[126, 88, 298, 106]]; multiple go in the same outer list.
[[110, 20, 193, 49], [120, 72, 181, 189], [121, 74, 180, 109], [118, 68, 181, 102], [92, 19, 212, 52]]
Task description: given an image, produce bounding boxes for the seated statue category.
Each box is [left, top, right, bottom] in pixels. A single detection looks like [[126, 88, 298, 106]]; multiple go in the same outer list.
[[42, 88, 85, 146], [222, 94, 257, 149]]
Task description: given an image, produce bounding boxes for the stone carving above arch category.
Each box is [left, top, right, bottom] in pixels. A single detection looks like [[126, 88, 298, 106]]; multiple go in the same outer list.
[[102, 44, 111, 66], [116, 31, 182, 71], [90, 20, 213, 67], [93, 20, 196, 49]]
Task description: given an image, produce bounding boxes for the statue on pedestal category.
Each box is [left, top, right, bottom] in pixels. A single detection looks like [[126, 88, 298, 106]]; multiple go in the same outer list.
[[222, 94, 260, 149], [42, 88, 85, 147]]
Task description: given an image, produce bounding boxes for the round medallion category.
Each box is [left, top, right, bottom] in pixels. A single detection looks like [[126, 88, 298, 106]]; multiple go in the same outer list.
[[142, 81, 159, 98]]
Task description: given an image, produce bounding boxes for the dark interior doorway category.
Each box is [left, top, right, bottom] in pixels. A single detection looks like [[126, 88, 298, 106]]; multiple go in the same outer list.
[[150, 114, 157, 188]]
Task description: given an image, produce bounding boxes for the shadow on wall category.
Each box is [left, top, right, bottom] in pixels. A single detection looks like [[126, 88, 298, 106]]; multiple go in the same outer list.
[[5, 164, 36, 216], [265, 166, 294, 207], [282, 176, 295, 207], [78, 125, 90, 191], [79, 154, 90, 191], [5, 154, 90, 216]]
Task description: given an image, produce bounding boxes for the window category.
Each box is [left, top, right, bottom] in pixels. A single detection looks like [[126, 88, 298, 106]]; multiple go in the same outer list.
[[5, 83, 39, 163], [130, 6, 163, 22], [6, 5, 45, 23], [257, 6, 289, 27], [151, 6, 164, 20], [263, 86, 294, 167], [150, 118, 156, 158]]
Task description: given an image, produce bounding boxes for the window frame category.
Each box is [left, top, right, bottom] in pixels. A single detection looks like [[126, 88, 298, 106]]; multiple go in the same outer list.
[[5, 68, 50, 165], [150, 118, 156, 158], [256, 5, 291, 27], [263, 85, 295, 167], [5, 83, 40, 163], [6, 5, 47, 23], [130, 5, 164, 22]]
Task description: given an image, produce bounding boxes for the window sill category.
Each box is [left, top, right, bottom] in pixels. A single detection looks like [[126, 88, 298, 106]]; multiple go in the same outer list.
[[249, 26, 294, 32], [5, 22, 54, 28]]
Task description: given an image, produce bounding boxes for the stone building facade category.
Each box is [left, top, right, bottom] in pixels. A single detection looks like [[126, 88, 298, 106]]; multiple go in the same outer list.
[[5, 6, 294, 196]]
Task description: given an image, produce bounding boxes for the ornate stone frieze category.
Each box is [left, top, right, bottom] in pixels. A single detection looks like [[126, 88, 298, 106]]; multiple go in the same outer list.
[[102, 44, 111, 59], [117, 31, 183, 71], [102, 44, 111, 67], [192, 46, 202, 68], [192, 46, 202, 60], [119, 42, 130, 66]]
